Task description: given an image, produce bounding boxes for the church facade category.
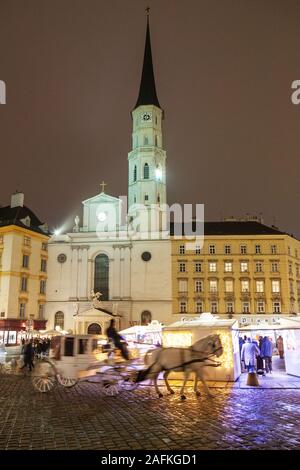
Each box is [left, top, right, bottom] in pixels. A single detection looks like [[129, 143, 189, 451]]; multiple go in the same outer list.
[[45, 15, 173, 333]]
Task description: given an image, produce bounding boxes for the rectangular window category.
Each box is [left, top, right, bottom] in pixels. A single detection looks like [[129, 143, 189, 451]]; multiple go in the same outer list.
[[180, 301, 187, 313], [224, 262, 232, 272], [19, 303, 26, 318], [178, 279, 188, 293], [38, 304, 45, 320], [24, 236, 31, 246], [271, 245, 277, 254], [41, 259, 47, 272], [289, 262, 293, 276], [225, 279, 233, 293], [224, 245, 231, 254], [240, 245, 247, 254], [297, 281, 300, 296], [271, 261, 279, 272], [241, 280, 250, 292], [242, 302, 250, 313], [240, 261, 248, 272], [296, 265, 300, 277], [20, 277, 27, 292], [273, 301, 281, 313], [179, 262, 186, 273], [40, 280, 46, 294], [64, 337, 74, 357], [195, 280, 203, 293], [255, 261, 263, 272], [226, 302, 234, 313], [195, 300, 203, 314], [209, 262, 217, 272], [42, 242, 48, 251], [179, 244, 185, 255], [257, 301, 265, 313], [211, 301, 218, 313], [256, 280, 264, 293], [272, 280, 280, 293], [195, 245, 201, 254], [288, 246, 291, 256], [255, 245, 261, 254], [22, 254, 29, 268], [209, 245, 216, 255], [290, 280, 294, 294], [78, 338, 89, 354], [195, 262, 202, 272], [209, 280, 218, 293]]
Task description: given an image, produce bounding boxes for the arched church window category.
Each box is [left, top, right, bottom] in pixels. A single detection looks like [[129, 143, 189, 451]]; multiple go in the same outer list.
[[87, 323, 102, 335], [94, 254, 109, 301], [133, 165, 137, 182], [141, 311, 152, 325], [144, 163, 149, 179], [54, 311, 64, 330], [144, 135, 149, 145], [157, 194, 160, 203], [155, 135, 158, 147]]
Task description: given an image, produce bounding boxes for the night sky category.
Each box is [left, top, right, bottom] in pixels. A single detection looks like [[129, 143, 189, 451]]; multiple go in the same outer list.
[[1, 0, 300, 236]]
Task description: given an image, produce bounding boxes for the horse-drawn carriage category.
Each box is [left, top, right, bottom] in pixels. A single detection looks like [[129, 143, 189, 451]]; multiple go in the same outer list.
[[30, 334, 140, 395]]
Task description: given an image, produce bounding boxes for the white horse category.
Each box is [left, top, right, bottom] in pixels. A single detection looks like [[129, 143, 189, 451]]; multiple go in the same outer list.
[[136, 334, 223, 399]]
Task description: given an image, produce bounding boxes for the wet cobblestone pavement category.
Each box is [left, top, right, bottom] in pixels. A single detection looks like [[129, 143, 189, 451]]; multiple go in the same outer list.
[[0, 375, 300, 450]]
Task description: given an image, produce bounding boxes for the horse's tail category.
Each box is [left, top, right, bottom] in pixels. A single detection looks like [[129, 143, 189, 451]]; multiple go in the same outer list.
[[136, 347, 163, 383], [144, 347, 161, 366], [135, 366, 152, 383]]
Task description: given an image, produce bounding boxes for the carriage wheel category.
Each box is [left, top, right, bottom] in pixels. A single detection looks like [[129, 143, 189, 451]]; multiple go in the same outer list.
[[57, 376, 78, 388], [100, 368, 122, 396], [31, 360, 56, 393]]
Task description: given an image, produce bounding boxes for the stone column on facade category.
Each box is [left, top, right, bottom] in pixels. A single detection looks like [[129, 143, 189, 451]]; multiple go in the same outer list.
[[120, 247, 125, 299], [70, 246, 79, 300], [87, 257, 93, 297], [112, 246, 121, 299], [79, 246, 89, 300], [123, 245, 131, 299]]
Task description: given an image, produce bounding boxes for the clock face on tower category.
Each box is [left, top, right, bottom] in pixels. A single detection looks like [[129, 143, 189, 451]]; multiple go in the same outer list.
[[141, 112, 152, 123]]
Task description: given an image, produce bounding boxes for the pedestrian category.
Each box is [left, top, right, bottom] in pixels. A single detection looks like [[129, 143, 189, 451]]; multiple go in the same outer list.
[[276, 335, 284, 359], [261, 336, 273, 373], [241, 337, 260, 373], [20, 339, 35, 372], [106, 319, 130, 360]]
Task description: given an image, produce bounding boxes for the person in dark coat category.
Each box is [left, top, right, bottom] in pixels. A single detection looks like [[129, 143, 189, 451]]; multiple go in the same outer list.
[[261, 336, 273, 373], [20, 339, 35, 371], [106, 319, 129, 360]]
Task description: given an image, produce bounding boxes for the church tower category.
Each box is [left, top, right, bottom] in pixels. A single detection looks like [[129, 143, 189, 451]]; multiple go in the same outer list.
[[128, 11, 167, 220]]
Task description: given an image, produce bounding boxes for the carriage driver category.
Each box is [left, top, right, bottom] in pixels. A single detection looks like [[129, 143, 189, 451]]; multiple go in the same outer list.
[[106, 319, 130, 360]]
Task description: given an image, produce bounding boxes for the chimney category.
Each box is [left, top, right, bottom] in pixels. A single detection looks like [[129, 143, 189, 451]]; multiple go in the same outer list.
[[11, 191, 24, 208]]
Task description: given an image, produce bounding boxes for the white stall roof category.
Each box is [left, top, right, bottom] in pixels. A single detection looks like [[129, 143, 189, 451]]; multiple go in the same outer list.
[[163, 312, 238, 330], [120, 320, 163, 336], [239, 316, 300, 331]]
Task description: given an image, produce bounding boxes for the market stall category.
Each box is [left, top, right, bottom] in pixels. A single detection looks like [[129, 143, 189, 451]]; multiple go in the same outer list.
[[119, 320, 163, 359], [239, 317, 300, 378], [162, 312, 241, 382]]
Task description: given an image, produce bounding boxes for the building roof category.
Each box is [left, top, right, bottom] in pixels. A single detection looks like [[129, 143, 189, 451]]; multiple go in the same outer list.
[[134, 14, 161, 110], [0, 205, 48, 235], [170, 220, 290, 237]]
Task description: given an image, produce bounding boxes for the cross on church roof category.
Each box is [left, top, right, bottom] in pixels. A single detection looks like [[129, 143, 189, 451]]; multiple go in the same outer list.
[[146, 6, 150, 15], [100, 181, 107, 193]]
